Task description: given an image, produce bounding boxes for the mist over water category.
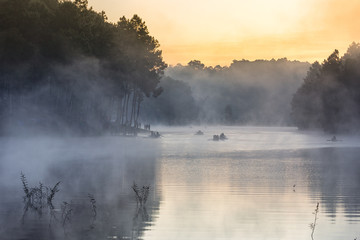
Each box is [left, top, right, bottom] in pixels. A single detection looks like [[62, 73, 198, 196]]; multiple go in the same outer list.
[[0, 136, 160, 240], [142, 60, 309, 125], [1, 126, 360, 240], [1, 1, 360, 240]]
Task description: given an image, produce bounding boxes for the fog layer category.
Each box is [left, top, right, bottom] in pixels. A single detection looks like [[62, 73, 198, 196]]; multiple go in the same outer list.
[[0, 0, 166, 136], [142, 59, 309, 125]]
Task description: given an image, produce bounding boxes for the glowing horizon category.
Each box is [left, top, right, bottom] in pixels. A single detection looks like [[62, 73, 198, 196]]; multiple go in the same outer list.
[[88, 0, 360, 66]]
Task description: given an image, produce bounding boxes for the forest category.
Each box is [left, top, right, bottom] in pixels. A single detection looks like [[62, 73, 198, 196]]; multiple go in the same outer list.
[[145, 59, 309, 125], [291, 42, 360, 133], [0, 0, 166, 135], [1, 0, 359, 135]]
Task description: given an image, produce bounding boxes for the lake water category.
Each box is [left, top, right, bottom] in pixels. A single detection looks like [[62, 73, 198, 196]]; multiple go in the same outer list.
[[1, 126, 360, 240]]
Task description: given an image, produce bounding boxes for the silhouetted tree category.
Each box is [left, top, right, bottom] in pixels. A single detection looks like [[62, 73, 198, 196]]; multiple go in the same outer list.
[[224, 104, 234, 124], [187, 60, 205, 70], [141, 77, 198, 125], [291, 43, 360, 133], [0, 0, 166, 135], [165, 58, 309, 125]]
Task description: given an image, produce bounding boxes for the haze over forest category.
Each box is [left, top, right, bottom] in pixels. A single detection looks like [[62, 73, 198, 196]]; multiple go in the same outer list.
[[142, 59, 309, 125], [1, 0, 360, 135]]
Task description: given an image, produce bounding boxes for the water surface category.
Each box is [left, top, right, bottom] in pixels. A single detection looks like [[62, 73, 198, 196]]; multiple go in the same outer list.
[[1, 126, 360, 239]]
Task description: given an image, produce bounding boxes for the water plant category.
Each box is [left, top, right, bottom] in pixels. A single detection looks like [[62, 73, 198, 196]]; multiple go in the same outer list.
[[20, 171, 100, 237], [61, 201, 72, 227], [20, 172, 61, 216], [310, 202, 319, 240], [132, 182, 150, 206], [88, 193, 97, 219], [47, 182, 61, 210]]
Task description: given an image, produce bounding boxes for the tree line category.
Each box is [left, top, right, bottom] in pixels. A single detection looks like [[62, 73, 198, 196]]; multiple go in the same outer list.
[[0, 0, 166, 135], [2, 1, 358, 134], [291, 42, 360, 133], [153, 58, 308, 125]]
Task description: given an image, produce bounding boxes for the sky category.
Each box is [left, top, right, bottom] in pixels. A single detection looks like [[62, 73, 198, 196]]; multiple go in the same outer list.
[[88, 0, 360, 66]]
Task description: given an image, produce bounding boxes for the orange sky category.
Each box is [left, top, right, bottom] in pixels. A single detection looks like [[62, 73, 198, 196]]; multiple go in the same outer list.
[[88, 0, 360, 66]]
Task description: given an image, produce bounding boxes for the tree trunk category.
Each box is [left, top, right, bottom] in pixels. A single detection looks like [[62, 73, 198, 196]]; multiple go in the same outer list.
[[121, 93, 126, 125], [135, 97, 141, 127], [130, 91, 136, 127], [125, 91, 131, 125]]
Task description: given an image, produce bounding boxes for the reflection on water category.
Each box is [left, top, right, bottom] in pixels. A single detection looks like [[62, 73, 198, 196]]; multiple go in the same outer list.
[[147, 126, 360, 240], [0, 136, 160, 240], [1, 127, 360, 239]]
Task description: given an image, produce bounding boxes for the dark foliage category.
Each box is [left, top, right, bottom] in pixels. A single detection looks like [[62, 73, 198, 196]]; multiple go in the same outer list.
[[141, 77, 199, 125], [0, 0, 166, 135], [291, 42, 360, 133]]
